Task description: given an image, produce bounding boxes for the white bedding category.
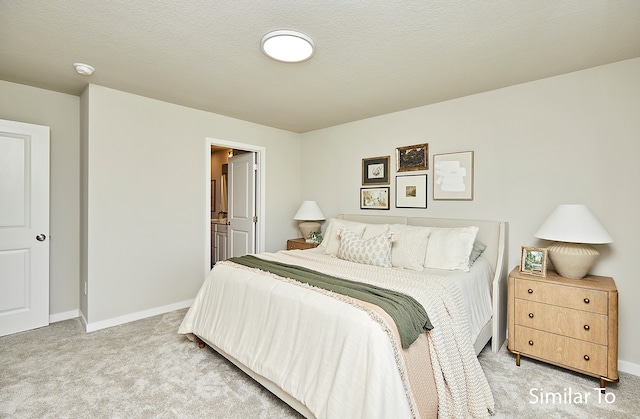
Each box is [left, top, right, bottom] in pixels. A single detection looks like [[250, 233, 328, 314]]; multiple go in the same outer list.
[[303, 246, 494, 346], [422, 256, 493, 344], [179, 249, 494, 418]]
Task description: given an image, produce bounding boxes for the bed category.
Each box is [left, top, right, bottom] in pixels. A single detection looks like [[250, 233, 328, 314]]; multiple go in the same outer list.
[[179, 214, 508, 418]]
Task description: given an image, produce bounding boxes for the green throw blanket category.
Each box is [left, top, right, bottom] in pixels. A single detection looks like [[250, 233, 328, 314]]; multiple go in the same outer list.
[[228, 255, 433, 349]]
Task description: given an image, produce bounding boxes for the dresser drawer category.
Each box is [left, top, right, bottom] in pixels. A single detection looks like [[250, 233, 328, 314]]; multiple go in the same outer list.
[[515, 278, 608, 314], [513, 325, 608, 377], [514, 299, 607, 345]]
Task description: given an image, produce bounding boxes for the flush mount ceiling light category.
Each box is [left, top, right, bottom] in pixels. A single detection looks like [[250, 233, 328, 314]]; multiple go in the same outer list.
[[261, 30, 315, 63], [73, 62, 95, 76]]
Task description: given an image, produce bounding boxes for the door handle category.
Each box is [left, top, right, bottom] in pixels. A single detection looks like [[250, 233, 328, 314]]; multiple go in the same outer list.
[[36, 234, 47, 242]]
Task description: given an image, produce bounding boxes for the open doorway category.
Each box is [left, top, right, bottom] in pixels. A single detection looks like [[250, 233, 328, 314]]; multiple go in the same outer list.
[[205, 138, 266, 271]]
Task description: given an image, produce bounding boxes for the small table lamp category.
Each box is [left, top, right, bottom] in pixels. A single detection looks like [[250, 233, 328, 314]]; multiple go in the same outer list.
[[534, 204, 613, 279], [293, 201, 325, 241]]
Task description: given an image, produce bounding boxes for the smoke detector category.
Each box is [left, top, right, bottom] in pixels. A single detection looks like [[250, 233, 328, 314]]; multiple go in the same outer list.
[[73, 63, 95, 76]]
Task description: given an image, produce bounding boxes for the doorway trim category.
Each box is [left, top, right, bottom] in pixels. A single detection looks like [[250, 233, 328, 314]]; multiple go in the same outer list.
[[205, 137, 266, 273]]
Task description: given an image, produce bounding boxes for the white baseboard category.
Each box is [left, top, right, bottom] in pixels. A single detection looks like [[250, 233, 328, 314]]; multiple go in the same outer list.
[[84, 299, 193, 333], [50, 309, 80, 323], [619, 360, 640, 377]]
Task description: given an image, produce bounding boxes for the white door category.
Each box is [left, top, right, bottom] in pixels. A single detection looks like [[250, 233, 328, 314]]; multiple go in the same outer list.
[[227, 152, 256, 257], [0, 119, 50, 337]]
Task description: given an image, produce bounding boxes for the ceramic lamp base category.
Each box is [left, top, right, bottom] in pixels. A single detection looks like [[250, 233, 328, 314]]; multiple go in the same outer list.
[[298, 221, 320, 240], [547, 242, 599, 279]]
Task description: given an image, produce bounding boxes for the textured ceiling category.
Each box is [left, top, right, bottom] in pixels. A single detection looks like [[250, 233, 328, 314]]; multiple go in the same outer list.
[[1, 1, 639, 133]]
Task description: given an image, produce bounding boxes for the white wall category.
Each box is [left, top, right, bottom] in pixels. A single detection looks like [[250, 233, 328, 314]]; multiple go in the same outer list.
[[301, 58, 640, 370], [81, 84, 301, 326], [0, 80, 80, 321], [2, 58, 638, 372]]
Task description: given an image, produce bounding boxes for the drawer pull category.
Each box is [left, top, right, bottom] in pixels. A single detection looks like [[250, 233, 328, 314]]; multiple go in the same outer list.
[[584, 324, 590, 331], [584, 355, 590, 361], [584, 298, 590, 304], [528, 340, 534, 346], [528, 313, 534, 318], [528, 289, 533, 294]]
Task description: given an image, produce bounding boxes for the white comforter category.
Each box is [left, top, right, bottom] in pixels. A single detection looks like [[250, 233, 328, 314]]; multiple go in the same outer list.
[[179, 250, 494, 418]]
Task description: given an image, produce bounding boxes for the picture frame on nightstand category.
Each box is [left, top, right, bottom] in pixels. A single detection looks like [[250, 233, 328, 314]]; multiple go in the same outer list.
[[520, 246, 548, 277]]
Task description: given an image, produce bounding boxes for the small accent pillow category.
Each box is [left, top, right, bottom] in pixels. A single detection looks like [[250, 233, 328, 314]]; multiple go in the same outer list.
[[389, 224, 431, 271], [468, 240, 487, 267], [424, 226, 479, 271], [337, 228, 393, 268], [320, 218, 366, 256]]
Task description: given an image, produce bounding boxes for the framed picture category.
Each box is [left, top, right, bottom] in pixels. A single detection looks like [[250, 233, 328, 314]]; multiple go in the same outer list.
[[396, 143, 428, 172], [362, 156, 390, 185], [360, 187, 390, 210], [433, 150, 474, 200], [395, 174, 427, 208], [520, 246, 548, 277]]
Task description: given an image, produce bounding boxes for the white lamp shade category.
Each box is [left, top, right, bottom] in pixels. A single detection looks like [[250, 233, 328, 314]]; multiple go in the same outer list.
[[293, 201, 325, 221], [534, 204, 613, 244]]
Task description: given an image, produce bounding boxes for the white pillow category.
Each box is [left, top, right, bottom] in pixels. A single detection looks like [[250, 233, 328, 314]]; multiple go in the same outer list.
[[363, 223, 390, 239], [389, 224, 431, 271], [424, 226, 479, 271], [320, 218, 366, 256], [337, 228, 392, 268]]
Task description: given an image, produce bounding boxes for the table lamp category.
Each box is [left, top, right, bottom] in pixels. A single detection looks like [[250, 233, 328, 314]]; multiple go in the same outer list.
[[293, 201, 325, 241], [534, 204, 613, 279]]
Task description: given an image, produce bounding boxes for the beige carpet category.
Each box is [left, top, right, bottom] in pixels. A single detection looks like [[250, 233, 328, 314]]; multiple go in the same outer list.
[[478, 341, 640, 418], [1, 309, 638, 418], [0, 309, 298, 418]]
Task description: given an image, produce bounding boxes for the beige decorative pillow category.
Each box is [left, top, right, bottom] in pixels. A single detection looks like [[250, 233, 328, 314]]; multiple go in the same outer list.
[[320, 218, 366, 256], [424, 226, 479, 271], [362, 223, 390, 238], [389, 224, 431, 271], [337, 228, 392, 268]]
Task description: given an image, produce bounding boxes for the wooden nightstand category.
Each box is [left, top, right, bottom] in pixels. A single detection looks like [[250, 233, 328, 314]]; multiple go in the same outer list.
[[507, 267, 618, 390], [286, 238, 319, 250]]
